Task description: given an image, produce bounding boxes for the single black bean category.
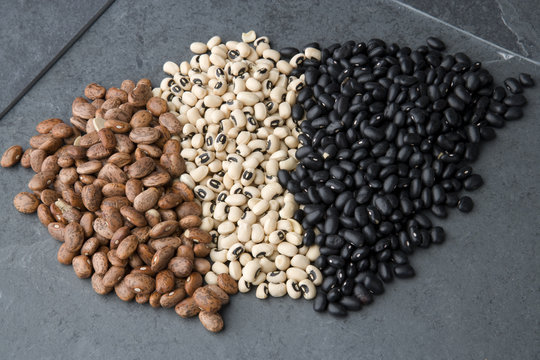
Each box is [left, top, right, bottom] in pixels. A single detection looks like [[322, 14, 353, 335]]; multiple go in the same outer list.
[[394, 264, 415, 278], [457, 196, 474, 212]]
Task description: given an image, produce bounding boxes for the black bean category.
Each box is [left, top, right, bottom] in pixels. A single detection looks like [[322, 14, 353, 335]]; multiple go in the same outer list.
[[519, 73, 534, 87], [327, 303, 347, 317], [504, 77, 523, 94], [353, 283, 373, 304], [457, 196, 474, 212], [430, 226, 445, 244], [426, 36, 446, 51], [394, 264, 415, 278], [463, 174, 483, 191], [313, 293, 328, 312], [363, 273, 384, 294]]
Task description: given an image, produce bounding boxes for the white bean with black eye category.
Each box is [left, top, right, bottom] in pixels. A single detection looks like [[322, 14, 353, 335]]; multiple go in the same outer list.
[[255, 282, 268, 299], [286, 279, 302, 299], [227, 242, 245, 261], [299, 279, 316, 300], [266, 270, 286, 284]]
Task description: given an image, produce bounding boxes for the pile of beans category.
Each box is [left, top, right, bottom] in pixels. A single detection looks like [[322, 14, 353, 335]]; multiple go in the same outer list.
[[153, 32, 321, 300], [1, 31, 535, 327], [1, 79, 239, 332], [277, 38, 534, 316]]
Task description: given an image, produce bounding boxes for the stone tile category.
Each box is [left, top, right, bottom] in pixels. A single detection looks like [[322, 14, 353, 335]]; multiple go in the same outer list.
[[0, 0, 538, 359], [0, 0, 109, 114], [396, 0, 540, 61]]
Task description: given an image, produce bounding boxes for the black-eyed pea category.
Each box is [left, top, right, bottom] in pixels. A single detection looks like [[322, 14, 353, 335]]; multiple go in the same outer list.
[[306, 245, 320, 261], [238, 276, 251, 293], [266, 270, 286, 284], [259, 257, 276, 273], [229, 260, 242, 280], [194, 185, 215, 201], [268, 282, 286, 297], [213, 202, 228, 221], [211, 261, 229, 275], [204, 271, 218, 285], [238, 252, 252, 266], [286, 279, 302, 299], [226, 243, 244, 261], [200, 217, 214, 232], [279, 201, 296, 219], [291, 254, 309, 270], [286, 267, 308, 282], [252, 270, 266, 285], [210, 248, 228, 263], [306, 265, 323, 286], [251, 224, 265, 243], [216, 220, 235, 234], [290, 219, 303, 233], [298, 246, 309, 256], [277, 219, 293, 232], [269, 230, 285, 245], [277, 242, 298, 257], [207, 35, 221, 49], [242, 259, 261, 283], [225, 193, 246, 206], [255, 282, 269, 299], [285, 232, 302, 246], [244, 240, 254, 253], [252, 243, 273, 258], [299, 279, 316, 300], [279, 157, 297, 171], [227, 206, 243, 222], [179, 174, 196, 189], [237, 222, 251, 243], [218, 233, 237, 249]]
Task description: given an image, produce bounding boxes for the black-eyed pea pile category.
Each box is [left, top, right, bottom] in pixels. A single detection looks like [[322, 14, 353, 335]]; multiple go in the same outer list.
[[153, 32, 321, 301]]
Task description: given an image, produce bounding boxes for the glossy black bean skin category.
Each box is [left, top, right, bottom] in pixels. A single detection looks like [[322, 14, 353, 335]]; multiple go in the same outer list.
[[457, 196, 474, 212], [394, 264, 415, 278], [313, 293, 328, 312], [278, 39, 534, 317], [328, 303, 348, 316]]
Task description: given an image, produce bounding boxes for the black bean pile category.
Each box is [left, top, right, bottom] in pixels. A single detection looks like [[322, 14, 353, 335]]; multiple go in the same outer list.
[[277, 37, 534, 316]]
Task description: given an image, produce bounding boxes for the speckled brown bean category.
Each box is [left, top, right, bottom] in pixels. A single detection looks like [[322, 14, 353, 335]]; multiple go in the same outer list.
[[72, 255, 93, 278], [37, 204, 55, 226], [193, 286, 222, 312], [102, 266, 126, 287], [135, 292, 151, 304], [1, 145, 23, 167], [124, 273, 155, 294], [155, 269, 175, 294], [149, 291, 162, 308], [207, 284, 230, 305], [151, 246, 176, 272], [193, 258, 211, 275], [217, 273, 238, 295], [80, 237, 100, 256], [92, 273, 113, 295], [116, 235, 139, 260], [185, 272, 203, 296], [114, 279, 135, 301], [92, 251, 109, 275], [48, 222, 65, 241], [168, 256, 193, 278], [13, 192, 39, 214], [160, 288, 186, 308], [84, 83, 106, 100], [146, 97, 168, 116], [176, 202, 201, 218], [199, 311, 224, 333], [57, 243, 77, 265], [174, 297, 200, 318], [63, 222, 85, 252]]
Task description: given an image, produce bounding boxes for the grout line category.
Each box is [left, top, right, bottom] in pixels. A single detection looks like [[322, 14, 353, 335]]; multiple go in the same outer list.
[[390, 0, 540, 66], [0, 0, 117, 121]]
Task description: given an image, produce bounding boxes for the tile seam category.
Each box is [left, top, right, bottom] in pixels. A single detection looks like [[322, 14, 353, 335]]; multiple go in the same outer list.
[[0, 0, 117, 121]]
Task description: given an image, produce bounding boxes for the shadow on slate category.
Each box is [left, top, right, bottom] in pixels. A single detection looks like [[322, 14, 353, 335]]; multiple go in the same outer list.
[[395, 0, 540, 62], [0, 0, 538, 359], [0, 0, 111, 117]]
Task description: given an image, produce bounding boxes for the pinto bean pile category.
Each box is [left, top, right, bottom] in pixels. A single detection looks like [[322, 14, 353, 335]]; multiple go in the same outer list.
[[3, 78, 235, 332]]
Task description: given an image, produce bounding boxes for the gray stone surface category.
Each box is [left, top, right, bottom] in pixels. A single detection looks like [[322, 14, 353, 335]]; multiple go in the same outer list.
[[0, 0, 109, 114], [0, 0, 538, 359], [396, 0, 540, 62]]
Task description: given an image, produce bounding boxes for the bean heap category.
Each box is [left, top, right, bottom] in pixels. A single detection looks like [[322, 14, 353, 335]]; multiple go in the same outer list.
[[153, 32, 322, 300], [1, 31, 535, 327], [277, 38, 534, 316], [1, 79, 239, 332]]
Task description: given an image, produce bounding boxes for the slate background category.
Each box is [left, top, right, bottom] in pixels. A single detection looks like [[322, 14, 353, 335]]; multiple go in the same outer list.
[[0, 1, 538, 359]]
